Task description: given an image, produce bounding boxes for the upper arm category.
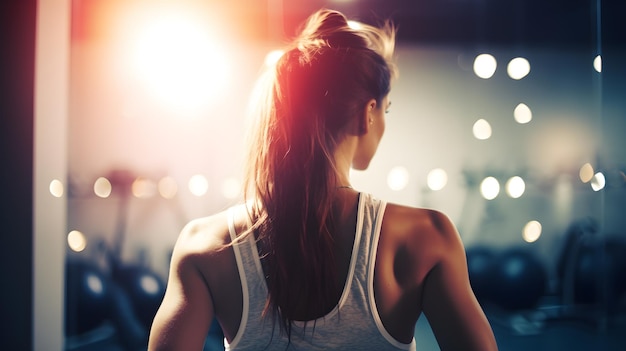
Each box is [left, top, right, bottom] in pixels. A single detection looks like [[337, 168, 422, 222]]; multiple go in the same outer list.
[[420, 211, 498, 351], [148, 223, 215, 351]]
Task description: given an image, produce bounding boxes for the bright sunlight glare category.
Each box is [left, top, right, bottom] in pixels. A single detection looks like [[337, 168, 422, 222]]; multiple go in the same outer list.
[[129, 8, 231, 114], [264, 50, 284, 67]]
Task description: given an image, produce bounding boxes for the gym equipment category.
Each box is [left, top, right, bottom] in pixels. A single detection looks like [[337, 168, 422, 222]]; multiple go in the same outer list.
[[566, 234, 626, 307], [466, 245, 497, 302], [112, 264, 166, 329], [66, 170, 167, 349], [557, 218, 626, 308], [65, 260, 110, 336], [490, 247, 548, 310], [466, 245, 548, 311]]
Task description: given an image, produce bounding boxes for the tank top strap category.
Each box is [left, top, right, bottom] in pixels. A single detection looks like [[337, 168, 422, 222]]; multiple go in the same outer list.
[[226, 206, 271, 350], [352, 193, 386, 282]]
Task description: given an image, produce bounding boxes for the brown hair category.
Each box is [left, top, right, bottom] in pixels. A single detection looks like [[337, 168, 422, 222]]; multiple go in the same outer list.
[[243, 8, 396, 337]]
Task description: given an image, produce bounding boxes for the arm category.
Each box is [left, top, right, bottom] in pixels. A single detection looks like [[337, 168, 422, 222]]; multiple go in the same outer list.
[[421, 211, 498, 351], [148, 227, 214, 351]]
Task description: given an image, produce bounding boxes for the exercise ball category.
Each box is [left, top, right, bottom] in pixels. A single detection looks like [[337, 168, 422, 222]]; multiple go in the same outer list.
[[490, 248, 547, 310], [466, 246, 497, 302], [113, 265, 166, 329], [65, 260, 111, 336]]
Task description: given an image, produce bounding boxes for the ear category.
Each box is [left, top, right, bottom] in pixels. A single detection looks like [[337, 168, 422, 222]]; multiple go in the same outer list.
[[360, 98, 377, 134]]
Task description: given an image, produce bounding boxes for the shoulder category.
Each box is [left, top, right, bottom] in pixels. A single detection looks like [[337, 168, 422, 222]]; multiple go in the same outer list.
[[176, 210, 231, 256], [172, 205, 247, 268], [383, 203, 459, 245], [381, 203, 464, 269], [166, 205, 250, 296]]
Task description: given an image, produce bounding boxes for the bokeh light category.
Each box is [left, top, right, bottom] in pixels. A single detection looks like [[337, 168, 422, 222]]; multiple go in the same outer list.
[[507, 57, 531, 80], [579, 163, 594, 183], [158, 176, 178, 199], [49, 179, 64, 198], [593, 55, 602, 73], [591, 172, 605, 191], [523, 220, 542, 243], [480, 176, 500, 200], [473, 119, 492, 140], [505, 176, 526, 198], [86, 273, 104, 295], [188, 174, 209, 196], [387, 166, 410, 191], [427, 168, 448, 191], [473, 54, 497, 79], [140, 274, 161, 295], [67, 230, 87, 252], [132, 177, 157, 198], [514, 103, 532, 124], [94, 177, 112, 198]]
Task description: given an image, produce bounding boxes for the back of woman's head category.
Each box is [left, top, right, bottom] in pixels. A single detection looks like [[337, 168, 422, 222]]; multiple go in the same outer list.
[[243, 8, 397, 336], [247, 9, 396, 201], [278, 10, 396, 145]]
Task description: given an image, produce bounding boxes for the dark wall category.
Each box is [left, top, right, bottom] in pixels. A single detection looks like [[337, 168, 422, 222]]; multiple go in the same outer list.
[[0, 1, 36, 350]]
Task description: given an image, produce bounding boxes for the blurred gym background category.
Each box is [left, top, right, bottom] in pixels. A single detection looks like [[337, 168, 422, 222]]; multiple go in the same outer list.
[[23, 0, 626, 350]]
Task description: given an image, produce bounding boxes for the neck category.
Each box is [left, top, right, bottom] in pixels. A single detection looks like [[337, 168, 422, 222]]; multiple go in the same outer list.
[[333, 135, 358, 188]]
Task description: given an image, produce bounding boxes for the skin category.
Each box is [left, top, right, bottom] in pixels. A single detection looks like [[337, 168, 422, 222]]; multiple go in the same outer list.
[[148, 96, 498, 350]]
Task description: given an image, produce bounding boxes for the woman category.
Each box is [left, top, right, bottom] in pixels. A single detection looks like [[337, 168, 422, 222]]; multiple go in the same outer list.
[[148, 9, 498, 351]]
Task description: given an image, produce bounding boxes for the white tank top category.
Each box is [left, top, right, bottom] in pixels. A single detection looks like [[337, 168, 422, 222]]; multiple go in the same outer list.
[[224, 192, 417, 350]]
